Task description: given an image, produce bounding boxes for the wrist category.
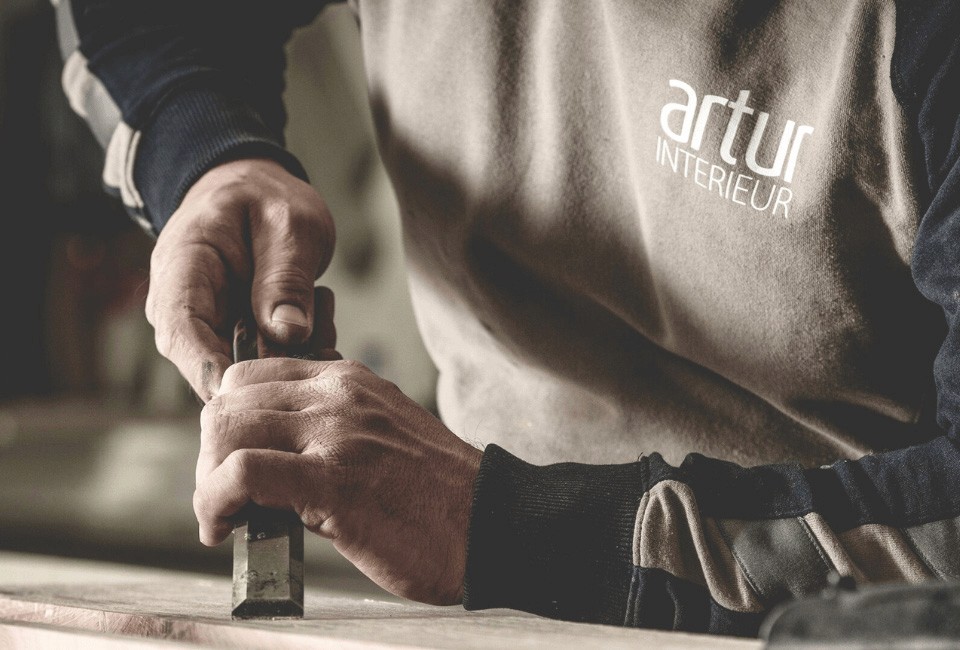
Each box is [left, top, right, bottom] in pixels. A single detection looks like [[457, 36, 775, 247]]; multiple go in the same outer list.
[[134, 87, 308, 232], [462, 444, 644, 624]]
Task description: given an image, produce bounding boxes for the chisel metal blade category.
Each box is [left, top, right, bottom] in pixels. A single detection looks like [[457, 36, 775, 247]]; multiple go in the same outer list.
[[231, 504, 304, 619]]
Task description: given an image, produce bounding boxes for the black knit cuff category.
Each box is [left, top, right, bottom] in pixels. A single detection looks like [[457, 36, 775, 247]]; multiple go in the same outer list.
[[462, 444, 644, 625], [133, 87, 309, 231]]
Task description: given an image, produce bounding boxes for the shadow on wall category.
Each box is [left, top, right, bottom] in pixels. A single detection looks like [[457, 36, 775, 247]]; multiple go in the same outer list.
[[0, 0, 432, 591]]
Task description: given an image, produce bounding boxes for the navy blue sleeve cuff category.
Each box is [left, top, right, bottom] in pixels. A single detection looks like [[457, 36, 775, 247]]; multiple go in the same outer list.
[[133, 87, 309, 232], [462, 444, 644, 624]]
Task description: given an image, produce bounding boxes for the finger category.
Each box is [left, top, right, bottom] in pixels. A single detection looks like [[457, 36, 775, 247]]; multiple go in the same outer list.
[[257, 287, 337, 359], [216, 378, 319, 412], [148, 292, 232, 402], [193, 449, 323, 546], [250, 203, 332, 346], [152, 308, 232, 403], [196, 404, 308, 486], [147, 244, 232, 401], [258, 286, 337, 360], [219, 358, 338, 394]]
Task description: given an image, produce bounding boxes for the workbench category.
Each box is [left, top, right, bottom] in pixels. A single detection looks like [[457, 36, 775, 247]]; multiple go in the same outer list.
[[0, 552, 761, 648]]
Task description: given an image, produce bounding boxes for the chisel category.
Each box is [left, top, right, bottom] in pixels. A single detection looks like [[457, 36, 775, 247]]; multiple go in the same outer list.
[[229, 287, 337, 619]]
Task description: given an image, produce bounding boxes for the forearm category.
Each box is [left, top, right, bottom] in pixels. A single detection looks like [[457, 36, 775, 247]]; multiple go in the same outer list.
[[464, 445, 641, 624], [464, 438, 960, 636], [55, 0, 324, 231]]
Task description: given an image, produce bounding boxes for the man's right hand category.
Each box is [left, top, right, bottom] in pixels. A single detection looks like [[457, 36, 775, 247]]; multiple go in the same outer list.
[[145, 158, 336, 402]]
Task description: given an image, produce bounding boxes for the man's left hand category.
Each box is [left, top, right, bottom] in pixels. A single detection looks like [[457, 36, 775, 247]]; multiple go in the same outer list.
[[194, 358, 483, 605]]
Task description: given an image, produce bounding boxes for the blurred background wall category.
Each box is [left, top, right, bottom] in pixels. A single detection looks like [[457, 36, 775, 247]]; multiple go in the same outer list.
[[0, 0, 434, 593]]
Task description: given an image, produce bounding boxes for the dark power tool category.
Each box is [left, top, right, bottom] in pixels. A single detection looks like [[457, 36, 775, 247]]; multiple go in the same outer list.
[[762, 574, 960, 648], [229, 287, 337, 619]]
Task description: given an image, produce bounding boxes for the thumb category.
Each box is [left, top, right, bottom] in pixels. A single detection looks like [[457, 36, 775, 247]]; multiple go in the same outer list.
[[250, 228, 325, 346], [193, 448, 321, 546]]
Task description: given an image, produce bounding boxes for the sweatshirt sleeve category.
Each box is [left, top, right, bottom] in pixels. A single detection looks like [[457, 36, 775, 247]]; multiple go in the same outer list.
[[54, 0, 329, 233], [463, 1, 960, 638]]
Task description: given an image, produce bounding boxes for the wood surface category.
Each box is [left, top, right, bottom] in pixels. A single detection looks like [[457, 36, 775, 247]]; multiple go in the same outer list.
[[0, 552, 760, 649]]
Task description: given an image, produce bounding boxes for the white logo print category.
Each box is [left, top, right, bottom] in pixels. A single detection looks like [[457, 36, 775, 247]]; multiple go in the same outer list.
[[656, 79, 814, 219]]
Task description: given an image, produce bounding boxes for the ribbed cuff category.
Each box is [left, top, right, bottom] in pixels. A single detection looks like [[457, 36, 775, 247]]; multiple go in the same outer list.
[[462, 444, 644, 625], [133, 87, 309, 231]]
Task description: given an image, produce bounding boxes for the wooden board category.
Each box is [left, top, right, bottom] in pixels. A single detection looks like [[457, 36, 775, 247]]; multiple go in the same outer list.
[[0, 553, 760, 649], [0, 621, 183, 649]]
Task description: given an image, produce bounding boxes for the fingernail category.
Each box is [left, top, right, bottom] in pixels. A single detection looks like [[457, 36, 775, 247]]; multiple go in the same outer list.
[[271, 304, 309, 329]]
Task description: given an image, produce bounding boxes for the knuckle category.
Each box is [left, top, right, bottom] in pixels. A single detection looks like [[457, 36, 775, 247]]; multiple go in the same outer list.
[[225, 449, 257, 485], [154, 316, 193, 363], [153, 325, 173, 358], [149, 240, 170, 269], [298, 509, 324, 534], [256, 265, 314, 295], [220, 360, 254, 393], [202, 180, 250, 215], [263, 199, 320, 234], [261, 197, 294, 222], [199, 399, 225, 447], [192, 489, 210, 518], [192, 485, 222, 523], [312, 374, 351, 397]]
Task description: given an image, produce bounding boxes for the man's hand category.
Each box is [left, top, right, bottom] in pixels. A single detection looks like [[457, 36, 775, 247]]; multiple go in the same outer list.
[[194, 359, 483, 605], [146, 159, 336, 401]]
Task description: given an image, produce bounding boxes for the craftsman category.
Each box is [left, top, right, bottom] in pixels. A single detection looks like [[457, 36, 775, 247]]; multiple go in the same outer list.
[[57, 0, 960, 637]]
